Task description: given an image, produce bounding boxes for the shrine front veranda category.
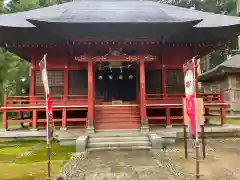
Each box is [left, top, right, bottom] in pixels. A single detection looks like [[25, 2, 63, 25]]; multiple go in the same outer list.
[[0, 0, 239, 131]]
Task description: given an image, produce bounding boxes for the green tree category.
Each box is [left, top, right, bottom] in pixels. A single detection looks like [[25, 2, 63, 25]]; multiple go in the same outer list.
[[160, 0, 238, 71], [0, 0, 71, 105]]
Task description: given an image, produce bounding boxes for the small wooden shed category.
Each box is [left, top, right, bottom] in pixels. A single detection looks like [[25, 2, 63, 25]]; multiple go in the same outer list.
[[199, 54, 240, 115]]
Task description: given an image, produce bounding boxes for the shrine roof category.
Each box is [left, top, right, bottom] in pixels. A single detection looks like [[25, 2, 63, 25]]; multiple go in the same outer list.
[[0, 0, 239, 27], [0, 0, 240, 46], [199, 54, 240, 82]]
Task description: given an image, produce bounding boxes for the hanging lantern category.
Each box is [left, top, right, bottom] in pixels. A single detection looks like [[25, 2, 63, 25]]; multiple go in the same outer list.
[[108, 75, 113, 80], [119, 75, 123, 80], [98, 75, 103, 80], [129, 75, 133, 79]]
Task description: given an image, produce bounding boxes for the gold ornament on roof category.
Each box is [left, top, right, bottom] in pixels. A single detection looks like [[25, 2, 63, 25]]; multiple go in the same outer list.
[[75, 55, 87, 62], [126, 56, 139, 61], [145, 54, 157, 61]]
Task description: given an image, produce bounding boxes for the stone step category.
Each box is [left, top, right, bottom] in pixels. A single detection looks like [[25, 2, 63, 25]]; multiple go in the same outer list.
[[88, 141, 152, 148], [87, 146, 151, 151], [59, 139, 76, 146], [89, 136, 149, 143]]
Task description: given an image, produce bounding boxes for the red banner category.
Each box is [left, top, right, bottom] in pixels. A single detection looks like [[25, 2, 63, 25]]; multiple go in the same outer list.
[[39, 54, 54, 139], [183, 59, 197, 137]]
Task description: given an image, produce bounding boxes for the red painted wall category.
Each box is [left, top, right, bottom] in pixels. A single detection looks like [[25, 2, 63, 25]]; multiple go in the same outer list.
[[145, 46, 192, 70], [28, 45, 193, 97]]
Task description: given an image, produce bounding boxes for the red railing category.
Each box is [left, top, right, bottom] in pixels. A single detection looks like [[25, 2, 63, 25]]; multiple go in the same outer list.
[[145, 93, 222, 102], [4, 94, 88, 107], [145, 92, 228, 126], [1, 94, 89, 131]]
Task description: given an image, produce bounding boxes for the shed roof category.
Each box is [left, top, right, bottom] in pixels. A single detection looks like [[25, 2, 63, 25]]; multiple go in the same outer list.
[[199, 54, 240, 82]]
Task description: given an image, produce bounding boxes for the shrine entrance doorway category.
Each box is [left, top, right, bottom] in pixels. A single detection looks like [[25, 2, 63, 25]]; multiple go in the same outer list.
[[95, 66, 137, 102]]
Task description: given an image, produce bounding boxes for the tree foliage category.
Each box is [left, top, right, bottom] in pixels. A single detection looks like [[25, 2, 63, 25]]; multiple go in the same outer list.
[[0, 0, 71, 105], [159, 0, 238, 71], [5, 0, 70, 13]]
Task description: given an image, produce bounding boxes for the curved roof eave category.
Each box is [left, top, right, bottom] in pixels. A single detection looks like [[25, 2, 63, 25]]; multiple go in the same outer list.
[[199, 55, 240, 82]]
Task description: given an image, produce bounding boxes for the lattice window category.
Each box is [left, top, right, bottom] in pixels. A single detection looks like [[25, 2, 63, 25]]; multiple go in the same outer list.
[[166, 69, 184, 93], [224, 91, 230, 102], [69, 70, 88, 95], [145, 70, 162, 94], [35, 70, 64, 96]]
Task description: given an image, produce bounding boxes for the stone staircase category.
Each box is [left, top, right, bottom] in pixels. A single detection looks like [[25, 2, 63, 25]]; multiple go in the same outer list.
[[87, 132, 152, 151]]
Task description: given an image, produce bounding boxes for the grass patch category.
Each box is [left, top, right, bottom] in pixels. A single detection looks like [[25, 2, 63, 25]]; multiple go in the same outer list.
[[0, 140, 74, 180]]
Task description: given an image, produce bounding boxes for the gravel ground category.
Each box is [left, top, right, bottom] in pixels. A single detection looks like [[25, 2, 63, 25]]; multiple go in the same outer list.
[[58, 138, 240, 180], [59, 150, 193, 180]]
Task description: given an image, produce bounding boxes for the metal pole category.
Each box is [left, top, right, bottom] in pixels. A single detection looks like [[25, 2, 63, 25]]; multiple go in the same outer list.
[[193, 58, 200, 179], [196, 140, 200, 179], [201, 125, 206, 159], [183, 125, 188, 159], [46, 96, 51, 180]]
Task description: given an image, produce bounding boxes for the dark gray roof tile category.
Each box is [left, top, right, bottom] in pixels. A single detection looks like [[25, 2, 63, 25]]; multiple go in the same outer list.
[[0, 0, 239, 27]]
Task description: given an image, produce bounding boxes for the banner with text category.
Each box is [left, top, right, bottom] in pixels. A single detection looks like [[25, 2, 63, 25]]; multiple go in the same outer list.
[[183, 59, 197, 137]]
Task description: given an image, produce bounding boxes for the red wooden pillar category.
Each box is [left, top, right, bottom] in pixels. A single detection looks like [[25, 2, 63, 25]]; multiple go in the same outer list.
[[2, 95, 8, 130], [139, 57, 149, 131], [60, 65, 68, 131], [136, 67, 139, 102], [29, 55, 38, 130], [220, 89, 227, 125], [30, 62, 36, 104], [61, 108, 67, 130], [87, 61, 94, 133], [166, 107, 171, 127]]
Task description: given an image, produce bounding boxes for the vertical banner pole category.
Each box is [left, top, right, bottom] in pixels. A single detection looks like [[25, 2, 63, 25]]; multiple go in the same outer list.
[[201, 125, 206, 159], [39, 54, 51, 180], [183, 125, 188, 158], [46, 95, 51, 180], [193, 58, 200, 179]]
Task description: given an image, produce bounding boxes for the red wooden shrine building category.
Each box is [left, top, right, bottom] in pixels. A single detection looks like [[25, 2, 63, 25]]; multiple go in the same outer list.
[[0, 0, 240, 132]]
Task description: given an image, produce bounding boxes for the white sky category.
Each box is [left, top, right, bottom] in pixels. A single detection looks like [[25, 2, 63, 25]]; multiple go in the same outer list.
[[4, 0, 11, 6]]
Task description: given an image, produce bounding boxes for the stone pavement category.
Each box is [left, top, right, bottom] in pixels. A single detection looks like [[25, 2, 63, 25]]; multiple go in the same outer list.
[[59, 150, 194, 180]]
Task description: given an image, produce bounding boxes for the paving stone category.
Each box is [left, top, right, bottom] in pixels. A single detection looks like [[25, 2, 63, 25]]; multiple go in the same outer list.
[[58, 150, 193, 180]]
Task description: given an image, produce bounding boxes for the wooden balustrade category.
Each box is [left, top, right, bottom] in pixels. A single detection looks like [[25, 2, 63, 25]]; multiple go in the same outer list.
[[146, 93, 222, 102], [0, 92, 228, 131], [0, 94, 89, 131], [146, 92, 228, 127], [4, 94, 88, 107]]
